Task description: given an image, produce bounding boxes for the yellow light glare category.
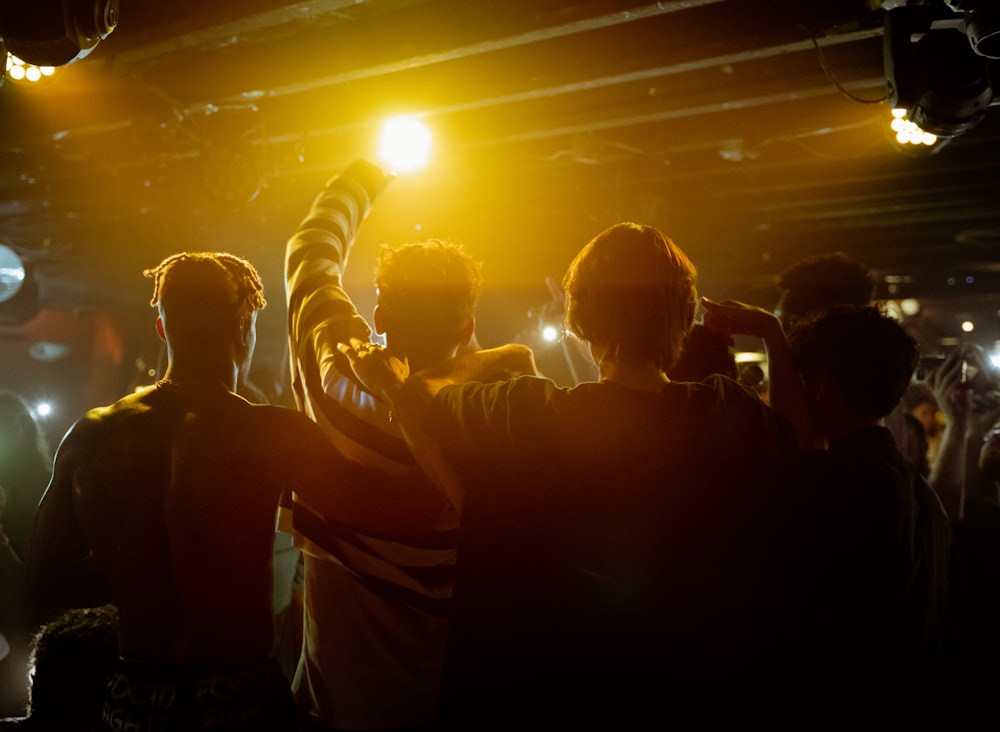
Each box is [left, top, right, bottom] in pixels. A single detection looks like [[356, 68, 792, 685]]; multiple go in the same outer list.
[[895, 129, 909, 144], [378, 116, 432, 173], [962, 320, 975, 333], [921, 131, 937, 145], [890, 117, 906, 132], [891, 108, 907, 118], [40, 66, 55, 77], [900, 298, 920, 316], [8, 64, 25, 81], [25, 66, 41, 82], [540, 325, 561, 343]]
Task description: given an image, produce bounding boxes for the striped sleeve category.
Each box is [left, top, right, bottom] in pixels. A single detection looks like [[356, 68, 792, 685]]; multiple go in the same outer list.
[[283, 162, 460, 611]]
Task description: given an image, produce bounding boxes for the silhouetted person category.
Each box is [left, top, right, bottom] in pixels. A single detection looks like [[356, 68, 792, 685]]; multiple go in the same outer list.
[[0, 489, 34, 719], [783, 306, 951, 724], [774, 253, 875, 333], [0, 605, 118, 730], [926, 344, 1000, 723], [341, 222, 801, 727], [285, 159, 533, 730], [0, 392, 50, 562], [27, 252, 390, 732], [774, 252, 927, 475]]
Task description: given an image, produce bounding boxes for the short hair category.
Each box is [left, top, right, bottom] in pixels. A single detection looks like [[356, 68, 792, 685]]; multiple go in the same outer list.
[[28, 605, 119, 723], [776, 253, 874, 327], [143, 252, 266, 346], [787, 305, 918, 420], [563, 222, 698, 372], [374, 240, 482, 348]]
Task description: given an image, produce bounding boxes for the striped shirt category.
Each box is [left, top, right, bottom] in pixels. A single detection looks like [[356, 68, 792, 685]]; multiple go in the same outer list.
[[285, 160, 457, 729]]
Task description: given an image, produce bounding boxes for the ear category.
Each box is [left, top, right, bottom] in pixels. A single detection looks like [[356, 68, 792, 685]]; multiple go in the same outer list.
[[373, 305, 386, 336], [155, 316, 167, 343]]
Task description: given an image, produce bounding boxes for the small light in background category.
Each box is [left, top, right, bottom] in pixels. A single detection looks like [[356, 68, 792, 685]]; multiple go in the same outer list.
[[734, 352, 766, 364], [991, 352, 1000, 370], [378, 116, 432, 173], [34, 401, 52, 418], [900, 298, 921, 317], [540, 325, 562, 343], [962, 320, 975, 333], [29, 341, 71, 362]]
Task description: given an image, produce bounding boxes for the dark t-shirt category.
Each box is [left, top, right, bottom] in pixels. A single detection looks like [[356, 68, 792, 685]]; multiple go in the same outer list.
[[425, 374, 797, 722], [783, 426, 952, 721]]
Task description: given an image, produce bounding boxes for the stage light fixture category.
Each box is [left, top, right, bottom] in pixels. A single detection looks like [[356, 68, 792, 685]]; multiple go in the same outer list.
[[884, 4, 997, 140], [0, 0, 118, 68], [946, 1, 1000, 58]]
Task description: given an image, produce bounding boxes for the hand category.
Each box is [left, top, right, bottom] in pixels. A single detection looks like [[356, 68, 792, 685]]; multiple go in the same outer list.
[[337, 338, 410, 404], [701, 297, 781, 341], [927, 346, 974, 432]]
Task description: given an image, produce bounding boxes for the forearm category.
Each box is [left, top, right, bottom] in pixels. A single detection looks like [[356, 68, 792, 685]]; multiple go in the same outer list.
[[760, 323, 814, 450], [284, 160, 392, 327], [384, 377, 465, 511]]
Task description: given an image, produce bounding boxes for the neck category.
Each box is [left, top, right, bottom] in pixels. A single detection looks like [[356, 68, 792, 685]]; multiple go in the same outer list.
[[598, 359, 669, 392], [161, 359, 238, 392]]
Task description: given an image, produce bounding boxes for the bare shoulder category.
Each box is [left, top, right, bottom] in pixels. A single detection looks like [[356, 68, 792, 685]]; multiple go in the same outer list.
[[55, 389, 152, 456]]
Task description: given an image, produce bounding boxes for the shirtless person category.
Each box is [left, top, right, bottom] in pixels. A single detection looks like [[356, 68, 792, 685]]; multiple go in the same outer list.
[[26, 252, 387, 732]]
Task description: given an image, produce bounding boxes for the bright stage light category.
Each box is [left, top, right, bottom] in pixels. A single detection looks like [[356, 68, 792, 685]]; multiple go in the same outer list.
[[378, 116, 432, 173], [5, 53, 56, 84], [889, 110, 938, 147], [962, 320, 975, 332], [541, 325, 561, 343], [34, 402, 52, 418]]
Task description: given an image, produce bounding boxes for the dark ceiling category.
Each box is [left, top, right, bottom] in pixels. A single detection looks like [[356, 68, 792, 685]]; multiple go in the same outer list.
[[2, 0, 1000, 437]]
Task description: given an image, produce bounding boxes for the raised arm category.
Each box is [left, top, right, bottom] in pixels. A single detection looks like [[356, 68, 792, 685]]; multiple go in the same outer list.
[[701, 297, 813, 449], [26, 420, 111, 609], [284, 160, 394, 407], [928, 345, 1000, 521]]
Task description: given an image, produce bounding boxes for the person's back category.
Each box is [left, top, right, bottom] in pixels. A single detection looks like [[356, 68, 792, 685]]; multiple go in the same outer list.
[[60, 381, 322, 661], [430, 374, 795, 722], [782, 306, 951, 720], [26, 251, 349, 732], [285, 160, 536, 730], [338, 222, 803, 726]]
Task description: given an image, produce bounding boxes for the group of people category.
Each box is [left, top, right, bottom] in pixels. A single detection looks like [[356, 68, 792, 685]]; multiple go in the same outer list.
[[0, 157, 993, 730]]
